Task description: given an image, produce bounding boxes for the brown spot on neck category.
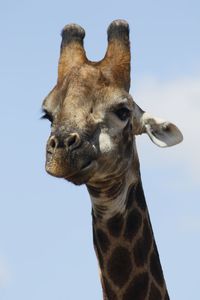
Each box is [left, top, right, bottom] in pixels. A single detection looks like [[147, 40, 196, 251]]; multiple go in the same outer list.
[[107, 246, 132, 288], [95, 229, 110, 253], [122, 272, 149, 300], [133, 217, 153, 267], [124, 208, 142, 240], [107, 213, 124, 237]]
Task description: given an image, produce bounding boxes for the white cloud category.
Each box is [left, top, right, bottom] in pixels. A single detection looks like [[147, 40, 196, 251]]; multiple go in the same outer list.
[[0, 257, 11, 288], [132, 75, 200, 179]]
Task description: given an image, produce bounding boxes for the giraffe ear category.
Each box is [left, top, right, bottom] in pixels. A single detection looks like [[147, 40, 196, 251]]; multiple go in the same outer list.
[[141, 112, 183, 147]]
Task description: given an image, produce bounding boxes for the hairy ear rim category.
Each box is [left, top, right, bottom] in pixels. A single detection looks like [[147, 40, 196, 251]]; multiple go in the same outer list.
[[138, 112, 184, 147]]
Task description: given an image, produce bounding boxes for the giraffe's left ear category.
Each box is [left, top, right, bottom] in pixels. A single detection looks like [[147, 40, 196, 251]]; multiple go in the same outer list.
[[140, 112, 183, 147]]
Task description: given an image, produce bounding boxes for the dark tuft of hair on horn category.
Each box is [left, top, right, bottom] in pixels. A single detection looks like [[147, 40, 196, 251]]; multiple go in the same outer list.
[[107, 19, 129, 42], [61, 23, 85, 45]]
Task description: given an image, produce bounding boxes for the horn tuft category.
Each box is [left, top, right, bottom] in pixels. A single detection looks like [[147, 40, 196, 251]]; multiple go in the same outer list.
[[100, 19, 131, 92], [57, 23, 86, 84], [61, 24, 85, 45], [107, 19, 129, 42]]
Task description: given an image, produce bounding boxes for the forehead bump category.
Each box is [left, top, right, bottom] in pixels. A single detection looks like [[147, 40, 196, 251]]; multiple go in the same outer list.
[[58, 23, 87, 85]]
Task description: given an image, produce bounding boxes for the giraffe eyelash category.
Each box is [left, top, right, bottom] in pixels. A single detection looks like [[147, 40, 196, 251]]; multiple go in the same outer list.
[[41, 109, 53, 122]]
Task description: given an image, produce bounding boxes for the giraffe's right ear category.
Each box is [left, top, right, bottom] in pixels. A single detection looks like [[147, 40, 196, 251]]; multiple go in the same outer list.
[[139, 112, 183, 147]]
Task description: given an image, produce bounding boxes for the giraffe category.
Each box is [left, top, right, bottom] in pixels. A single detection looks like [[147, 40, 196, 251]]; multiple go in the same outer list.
[[42, 20, 183, 299]]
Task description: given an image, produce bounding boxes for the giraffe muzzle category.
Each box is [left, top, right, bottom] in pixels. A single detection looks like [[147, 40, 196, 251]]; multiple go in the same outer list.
[[45, 132, 98, 184]]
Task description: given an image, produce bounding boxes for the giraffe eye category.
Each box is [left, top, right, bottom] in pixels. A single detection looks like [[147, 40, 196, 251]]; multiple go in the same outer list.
[[114, 107, 131, 121]]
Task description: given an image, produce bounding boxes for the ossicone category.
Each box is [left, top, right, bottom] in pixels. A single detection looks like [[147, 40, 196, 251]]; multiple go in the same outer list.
[[101, 19, 131, 91], [57, 20, 131, 92], [58, 23, 87, 84]]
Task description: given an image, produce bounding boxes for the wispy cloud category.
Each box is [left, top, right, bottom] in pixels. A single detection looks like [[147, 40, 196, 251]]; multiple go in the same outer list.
[[133, 75, 200, 178]]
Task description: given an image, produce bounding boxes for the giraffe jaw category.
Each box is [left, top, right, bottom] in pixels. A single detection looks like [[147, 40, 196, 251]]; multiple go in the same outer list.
[[65, 160, 98, 185]]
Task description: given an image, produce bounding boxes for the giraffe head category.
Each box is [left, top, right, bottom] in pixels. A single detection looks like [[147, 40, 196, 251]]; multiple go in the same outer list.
[[42, 20, 183, 185]]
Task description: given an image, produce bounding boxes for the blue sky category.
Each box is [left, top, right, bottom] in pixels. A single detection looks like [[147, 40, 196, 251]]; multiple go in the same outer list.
[[0, 0, 199, 299]]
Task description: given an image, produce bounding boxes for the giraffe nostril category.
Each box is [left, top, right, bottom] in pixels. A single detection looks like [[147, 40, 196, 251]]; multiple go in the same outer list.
[[66, 133, 81, 150], [67, 135, 76, 147], [49, 136, 57, 149]]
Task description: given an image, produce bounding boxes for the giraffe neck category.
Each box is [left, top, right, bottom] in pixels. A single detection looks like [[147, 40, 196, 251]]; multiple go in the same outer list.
[[87, 176, 169, 300]]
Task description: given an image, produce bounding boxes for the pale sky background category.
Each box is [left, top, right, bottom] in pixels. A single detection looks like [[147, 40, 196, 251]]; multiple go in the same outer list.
[[0, 1, 199, 299]]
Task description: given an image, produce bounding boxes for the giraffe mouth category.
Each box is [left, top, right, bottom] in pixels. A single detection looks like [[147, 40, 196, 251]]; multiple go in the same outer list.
[[65, 160, 98, 185], [45, 153, 98, 184], [80, 159, 93, 170]]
